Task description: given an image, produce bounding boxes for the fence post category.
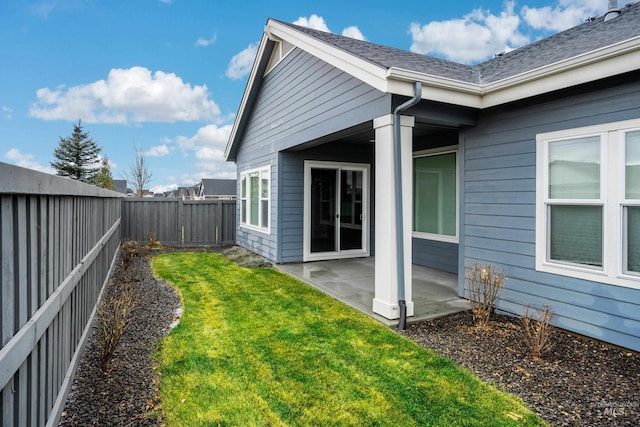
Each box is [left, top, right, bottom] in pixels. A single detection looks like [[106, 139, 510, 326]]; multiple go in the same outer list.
[[215, 200, 222, 246], [177, 198, 185, 247]]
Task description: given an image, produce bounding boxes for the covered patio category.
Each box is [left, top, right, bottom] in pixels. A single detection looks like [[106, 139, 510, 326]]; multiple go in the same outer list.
[[277, 257, 468, 327]]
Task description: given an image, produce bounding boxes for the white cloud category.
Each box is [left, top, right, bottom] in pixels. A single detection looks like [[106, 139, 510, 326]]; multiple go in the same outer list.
[[293, 14, 331, 32], [341, 26, 366, 41], [171, 124, 236, 178], [2, 105, 13, 119], [158, 0, 172, 4], [4, 149, 55, 174], [293, 15, 367, 41], [225, 15, 367, 81], [409, 0, 529, 64], [150, 183, 178, 193], [225, 44, 258, 80], [29, 66, 221, 124], [195, 34, 217, 47], [144, 144, 170, 157], [522, 0, 603, 32]]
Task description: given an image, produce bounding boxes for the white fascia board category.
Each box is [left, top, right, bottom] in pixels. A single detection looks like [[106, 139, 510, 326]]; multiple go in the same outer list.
[[267, 20, 389, 93], [224, 33, 271, 161], [481, 36, 640, 107], [387, 36, 640, 109], [386, 68, 483, 108]]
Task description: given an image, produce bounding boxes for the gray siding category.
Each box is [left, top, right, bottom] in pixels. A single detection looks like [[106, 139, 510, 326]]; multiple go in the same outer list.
[[234, 48, 389, 261], [278, 142, 376, 263], [460, 78, 640, 351], [412, 239, 458, 273]]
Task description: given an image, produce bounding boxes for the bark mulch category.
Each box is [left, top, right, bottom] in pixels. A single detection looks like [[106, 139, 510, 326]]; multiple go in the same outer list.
[[59, 248, 639, 426], [403, 312, 640, 427]]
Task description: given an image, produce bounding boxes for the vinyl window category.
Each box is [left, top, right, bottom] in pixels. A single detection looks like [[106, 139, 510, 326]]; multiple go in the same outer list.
[[240, 166, 270, 233], [536, 119, 640, 288]]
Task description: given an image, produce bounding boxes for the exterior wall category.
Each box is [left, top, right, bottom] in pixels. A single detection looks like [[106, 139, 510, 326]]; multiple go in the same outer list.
[[234, 47, 389, 261], [460, 77, 640, 351], [412, 239, 458, 273], [411, 130, 460, 273], [278, 142, 375, 263]]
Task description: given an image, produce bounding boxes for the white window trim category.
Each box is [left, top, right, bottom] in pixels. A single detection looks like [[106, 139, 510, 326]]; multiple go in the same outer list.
[[412, 146, 459, 244], [303, 160, 370, 262], [536, 118, 640, 289], [240, 165, 271, 235]]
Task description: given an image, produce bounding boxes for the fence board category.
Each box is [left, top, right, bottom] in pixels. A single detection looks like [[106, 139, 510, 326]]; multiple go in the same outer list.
[[122, 198, 236, 247], [0, 162, 122, 427]]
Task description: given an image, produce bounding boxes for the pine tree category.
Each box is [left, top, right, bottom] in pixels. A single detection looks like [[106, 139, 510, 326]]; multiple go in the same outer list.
[[51, 120, 102, 183], [94, 157, 116, 190]]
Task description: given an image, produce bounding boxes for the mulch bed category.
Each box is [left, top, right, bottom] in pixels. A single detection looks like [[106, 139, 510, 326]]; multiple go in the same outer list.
[[403, 313, 640, 426], [59, 248, 640, 426]]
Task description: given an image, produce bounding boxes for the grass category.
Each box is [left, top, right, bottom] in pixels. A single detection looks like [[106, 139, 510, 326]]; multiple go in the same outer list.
[[153, 252, 546, 427]]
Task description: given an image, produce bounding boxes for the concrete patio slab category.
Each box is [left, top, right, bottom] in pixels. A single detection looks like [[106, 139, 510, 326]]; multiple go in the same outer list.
[[276, 257, 468, 328]]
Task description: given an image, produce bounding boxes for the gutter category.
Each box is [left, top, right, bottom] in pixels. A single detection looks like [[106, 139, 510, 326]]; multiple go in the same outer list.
[[393, 81, 422, 331]]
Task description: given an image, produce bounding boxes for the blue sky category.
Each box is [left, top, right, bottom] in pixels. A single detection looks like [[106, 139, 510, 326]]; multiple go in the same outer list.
[[0, 0, 618, 192]]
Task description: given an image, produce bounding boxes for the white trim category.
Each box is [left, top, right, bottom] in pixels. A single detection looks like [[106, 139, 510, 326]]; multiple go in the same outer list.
[[225, 21, 640, 161], [225, 33, 271, 160], [268, 21, 389, 94], [239, 165, 271, 235], [412, 146, 459, 244], [303, 160, 370, 262], [386, 36, 640, 109], [536, 117, 640, 289]]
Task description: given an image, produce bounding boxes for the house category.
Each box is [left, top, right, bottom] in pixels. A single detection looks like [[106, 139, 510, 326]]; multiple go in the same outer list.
[[225, 3, 640, 351], [113, 179, 128, 194], [196, 178, 237, 200], [169, 185, 198, 199]]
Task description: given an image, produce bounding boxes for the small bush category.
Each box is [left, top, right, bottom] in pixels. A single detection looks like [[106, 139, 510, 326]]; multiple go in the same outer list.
[[121, 239, 145, 269], [521, 305, 555, 360], [146, 232, 162, 250], [98, 282, 135, 371], [465, 263, 506, 327]]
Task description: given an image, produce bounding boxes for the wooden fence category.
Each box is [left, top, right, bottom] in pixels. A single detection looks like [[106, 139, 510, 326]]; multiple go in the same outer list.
[[0, 163, 122, 427], [121, 198, 236, 247]]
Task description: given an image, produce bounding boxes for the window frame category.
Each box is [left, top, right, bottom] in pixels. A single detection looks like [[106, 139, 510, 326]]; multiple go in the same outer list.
[[535, 118, 640, 289], [239, 165, 271, 234], [412, 146, 459, 244]]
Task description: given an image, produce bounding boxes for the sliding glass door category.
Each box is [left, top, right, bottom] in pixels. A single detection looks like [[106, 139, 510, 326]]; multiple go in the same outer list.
[[304, 162, 369, 261]]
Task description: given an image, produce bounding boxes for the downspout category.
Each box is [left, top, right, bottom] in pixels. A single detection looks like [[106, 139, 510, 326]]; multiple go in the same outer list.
[[393, 81, 422, 331]]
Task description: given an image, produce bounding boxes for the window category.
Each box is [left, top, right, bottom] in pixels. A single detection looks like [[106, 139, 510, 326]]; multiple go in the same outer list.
[[536, 118, 640, 288], [240, 166, 270, 233], [625, 130, 640, 275], [413, 147, 458, 243]]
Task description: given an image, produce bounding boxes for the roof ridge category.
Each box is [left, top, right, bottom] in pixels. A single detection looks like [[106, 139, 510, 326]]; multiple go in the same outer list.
[[272, 1, 640, 85]]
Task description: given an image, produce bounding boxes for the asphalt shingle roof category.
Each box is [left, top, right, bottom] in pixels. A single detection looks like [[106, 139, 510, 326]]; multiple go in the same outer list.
[[200, 179, 236, 196], [276, 2, 640, 85]]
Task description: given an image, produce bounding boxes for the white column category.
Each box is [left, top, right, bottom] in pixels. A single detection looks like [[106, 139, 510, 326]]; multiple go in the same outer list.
[[372, 114, 414, 319]]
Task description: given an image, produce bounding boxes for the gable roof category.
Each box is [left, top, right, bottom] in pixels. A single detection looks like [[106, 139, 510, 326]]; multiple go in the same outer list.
[[275, 2, 640, 85], [199, 178, 236, 196], [226, 3, 640, 160]]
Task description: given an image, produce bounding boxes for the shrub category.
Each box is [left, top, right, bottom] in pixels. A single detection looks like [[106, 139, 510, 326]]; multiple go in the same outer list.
[[98, 282, 135, 371], [146, 232, 162, 250], [121, 239, 144, 269], [521, 305, 555, 360], [465, 263, 506, 327]]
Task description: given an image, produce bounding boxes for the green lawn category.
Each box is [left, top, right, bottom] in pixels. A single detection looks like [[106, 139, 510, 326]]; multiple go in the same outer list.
[[152, 252, 546, 427]]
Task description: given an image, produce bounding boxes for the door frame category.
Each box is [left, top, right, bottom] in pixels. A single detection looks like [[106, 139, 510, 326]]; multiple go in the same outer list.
[[303, 160, 370, 262]]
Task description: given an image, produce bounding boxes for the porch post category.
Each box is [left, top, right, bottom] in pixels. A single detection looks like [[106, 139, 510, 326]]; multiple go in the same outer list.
[[372, 114, 414, 319]]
